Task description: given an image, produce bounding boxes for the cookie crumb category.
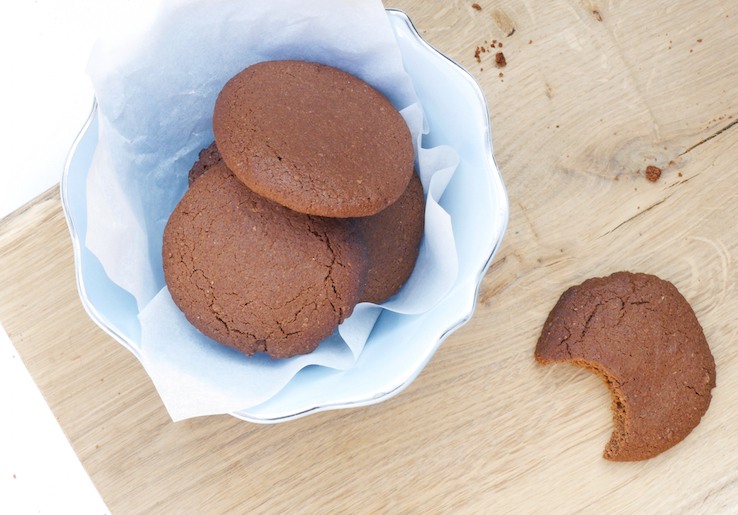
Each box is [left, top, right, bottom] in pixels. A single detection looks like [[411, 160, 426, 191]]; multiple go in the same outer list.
[[474, 47, 482, 63], [529, 40, 533, 44], [697, 39, 702, 43], [678, 172, 683, 177], [669, 160, 675, 166], [646, 166, 662, 182], [499, 72, 503, 77], [495, 52, 507, 67], [472, 3, 482, 10]]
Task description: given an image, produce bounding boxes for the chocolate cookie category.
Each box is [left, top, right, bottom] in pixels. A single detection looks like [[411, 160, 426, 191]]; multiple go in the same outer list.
[[535, 271, 715, 461], [188, 141, 221, 186], [356, 170, 425, 304], [213, 60, 415, 217], [163, 162, 369, 359]]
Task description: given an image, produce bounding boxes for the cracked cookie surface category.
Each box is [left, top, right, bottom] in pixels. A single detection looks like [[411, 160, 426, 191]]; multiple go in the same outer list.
[[163, 162, 368, 359], [535, 271, 716, 461], [213, 60, 414, 218]]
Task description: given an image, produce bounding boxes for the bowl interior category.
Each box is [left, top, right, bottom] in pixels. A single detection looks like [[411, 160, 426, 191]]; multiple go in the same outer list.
[[62, 9, 508, 423]]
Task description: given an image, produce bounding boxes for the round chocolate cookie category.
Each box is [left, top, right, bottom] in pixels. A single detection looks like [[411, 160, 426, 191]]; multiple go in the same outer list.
[[356, 170, 425, 304], [163, 162, 369, 359], [188, 141, 222, 186], [213, 60, 415, 218], [535, 271, 715, 461]]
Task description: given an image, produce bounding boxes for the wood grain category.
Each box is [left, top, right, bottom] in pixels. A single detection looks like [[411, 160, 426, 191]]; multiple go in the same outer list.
[[1, 1, 738, 513]]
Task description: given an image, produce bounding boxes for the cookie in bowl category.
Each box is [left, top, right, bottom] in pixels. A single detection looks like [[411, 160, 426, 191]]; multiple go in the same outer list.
[[213, 60, 415, 218], [163, 162, 369, 359]]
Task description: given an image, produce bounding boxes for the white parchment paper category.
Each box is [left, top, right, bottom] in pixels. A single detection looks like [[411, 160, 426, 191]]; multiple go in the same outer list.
[[85, 0, 460, 421]]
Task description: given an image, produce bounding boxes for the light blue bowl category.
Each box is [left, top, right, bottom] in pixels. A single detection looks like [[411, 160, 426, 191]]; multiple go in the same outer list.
[[61, 9, 509, 423]]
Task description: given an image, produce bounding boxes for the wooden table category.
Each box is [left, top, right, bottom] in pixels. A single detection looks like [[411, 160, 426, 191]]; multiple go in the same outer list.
[[2, 1, 737, 512]]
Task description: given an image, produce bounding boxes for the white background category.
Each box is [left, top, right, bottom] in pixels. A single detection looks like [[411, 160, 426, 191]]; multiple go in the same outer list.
[[0, 1, 152, 513]]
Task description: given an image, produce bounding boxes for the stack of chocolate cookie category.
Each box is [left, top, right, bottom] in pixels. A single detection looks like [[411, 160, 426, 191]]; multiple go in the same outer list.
[[163, 60, 424, 359]]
